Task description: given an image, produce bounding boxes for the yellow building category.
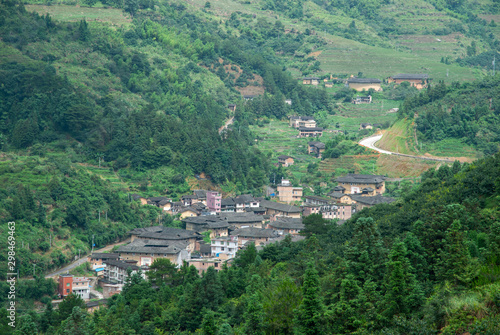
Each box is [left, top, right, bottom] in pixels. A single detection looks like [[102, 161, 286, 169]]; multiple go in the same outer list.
[[335, 174, 386, 195], [347, 78, 382, 92]]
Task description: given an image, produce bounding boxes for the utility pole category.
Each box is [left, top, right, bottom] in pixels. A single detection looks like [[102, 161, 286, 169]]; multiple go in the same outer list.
[[32, 264, 36, 277], [78, 249, 81, 259], [49, 231, 52, 248], [91, 235, 95, 253], [98, 210, 101, 222]]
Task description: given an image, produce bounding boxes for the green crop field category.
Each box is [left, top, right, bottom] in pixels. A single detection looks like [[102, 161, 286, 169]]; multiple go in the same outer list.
[[25, 4, 132, 27]]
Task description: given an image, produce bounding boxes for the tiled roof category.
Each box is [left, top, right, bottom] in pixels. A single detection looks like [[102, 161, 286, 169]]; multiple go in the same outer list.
[[103, 260, 141, 271], [352, 194, 396, 205], [278, 155, 294, 160], [298, 127, 323, 131], [391, 73, 428, 80], [260, 200, 301, 213], [348, 77, 381, 84], [336, 174, 386, 184], [269, 217, 304, 230], [136, 227, 200, 240], [89, 253, 119, 260], [231, 227, 278, 238], [117, 239, 189, 255]]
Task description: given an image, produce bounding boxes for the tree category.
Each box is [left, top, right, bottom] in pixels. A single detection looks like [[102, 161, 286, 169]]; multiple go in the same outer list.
[[244, 293, 265, 335], [57, 294, 85, 323], [383, 240, 424, 318], [294, 263, 324, 335], [301, 213, 328, 237], [84, 0, 98, 7], [147, 258, 178, 286]]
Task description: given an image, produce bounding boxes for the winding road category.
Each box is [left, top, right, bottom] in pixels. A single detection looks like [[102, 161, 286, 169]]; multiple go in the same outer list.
[[359, 134, 455, 163]]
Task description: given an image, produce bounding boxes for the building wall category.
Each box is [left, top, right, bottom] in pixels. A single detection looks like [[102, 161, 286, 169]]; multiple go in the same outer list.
[[58, 276, 73, 297], [179, 210, 198, 219], [119, 252, 179, 266], [338, 181, 385, 195], [388, 78, 427, 90], [188, 260, 224, 275], [348, 83, 382, 92], [277, 185, 303, 203], [206, 191, 222, 213], [299, 130, 322, 137]]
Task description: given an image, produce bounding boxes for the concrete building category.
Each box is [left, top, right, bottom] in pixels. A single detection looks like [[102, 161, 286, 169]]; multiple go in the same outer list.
[[206, 191, 222, 213], [58, 275, 90, 300], [277, 179, 303, 203], [335, 174, 386, 195], [211, 236, 238, 259]]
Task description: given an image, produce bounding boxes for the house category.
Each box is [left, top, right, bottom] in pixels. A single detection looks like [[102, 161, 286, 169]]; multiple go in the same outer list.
[[308, 141, 325, 158], [319, 204, 352, 220], [259, 199, 302, 220], [347, 77, 382, 92], [211, 236, 239, 259], [325, 81, 334, 88], [359, 123, 373, 130], [193, 190, 208, 205], [352, 95, 372, 104], [188, 258, 226, 274], [179, 207, 200, 219], [128, 226, 201, 252], [351, 194, 396, 210], [218, 211, 265, 229], [289, 116, 316, 128], [230, 227, 279, 247], [58, 275, 91, 300], [298, 127, 323, 138], [116, 239, 191, 267], [267, 217, 304, 235], [285, 99, 292, 105], [181, 195, 198, 206], [327, 191, 354, 204], [278, 155, 295, 167], [243, 95, 257, 100], [227, 104, 236, 112], [388, 74, 429, 89], [103, 259, 145, 284], [303, 195, 333, 206], [221, 197, 236, 212], [277, 179, 303, 203], [183, 216, 230, 238], [148, 197, 172, 207], [86, 299, 108, 313], [302, 77, 320, 85], [87, 253, 120, 270], [130, 194, 148, 205], [335, 174, 386, 195], [206, 191, 222, 213]]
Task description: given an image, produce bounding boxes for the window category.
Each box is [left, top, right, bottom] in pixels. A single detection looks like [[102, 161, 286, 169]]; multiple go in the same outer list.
[[66, 283, 70, 287], [66, 289, 70, 293]]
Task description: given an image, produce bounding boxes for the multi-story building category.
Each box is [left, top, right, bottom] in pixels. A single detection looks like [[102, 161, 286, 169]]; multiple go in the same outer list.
[[211, 236, 238, 259], [103, 260, 145, 285], [206, 191, 222, 213], [335, 174, 386, 195], [58, 275, 91, 300], [277, 179, 303, 203]]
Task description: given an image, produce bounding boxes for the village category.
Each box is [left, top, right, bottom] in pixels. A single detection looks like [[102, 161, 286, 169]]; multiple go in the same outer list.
[[53, 73, 428, 311]]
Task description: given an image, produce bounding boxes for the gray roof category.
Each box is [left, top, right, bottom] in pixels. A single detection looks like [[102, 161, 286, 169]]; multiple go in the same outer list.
[[336, 174, 386, 184], [89, 253, 119, 260], [182, 195, 197, 199], [269, 218, 304, 230], [391, 73, 428, 80], [352, 194, 396, 205], [362, 187, 374, 192], [136, 227, 200, 240], [303, 77, 320, 80], [328, 192, 350, 199], [193, 190, 207, 199], [117, 239, 189, 255], [199, 242, 212, 254], [235, 194, 257, 203], [230, 227, 278, 238], [308, 141, 325, 149], [348, 78, 381, 84], [278, 155, 294, 160], [334, 185, 345, 191], [130, 194, 145, 201], [260, 200, 302, 213], [298, 127, 323, 131], [304, 195, 332, 203], [218, 212, 263, 224], [103, 259, 141, 271], [128, 226, 165, 235], [221, 198, 236, 206]]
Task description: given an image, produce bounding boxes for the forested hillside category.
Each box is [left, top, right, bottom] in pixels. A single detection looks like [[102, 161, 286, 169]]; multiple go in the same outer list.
[[397, 75, 500, 155], [5, 151, 500, 334]]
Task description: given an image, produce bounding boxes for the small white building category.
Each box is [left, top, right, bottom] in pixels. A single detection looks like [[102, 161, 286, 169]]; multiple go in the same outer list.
[[211, 236, 238, 259], [72, 277, 91, 300]]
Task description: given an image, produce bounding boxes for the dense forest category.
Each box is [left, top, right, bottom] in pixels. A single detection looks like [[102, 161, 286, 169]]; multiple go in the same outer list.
[[3, 150, 500, 334], [397, 75, 500, 155]]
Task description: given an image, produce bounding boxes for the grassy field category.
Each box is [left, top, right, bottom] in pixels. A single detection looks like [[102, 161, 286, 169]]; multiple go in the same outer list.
[[25, 4, 132, 27]]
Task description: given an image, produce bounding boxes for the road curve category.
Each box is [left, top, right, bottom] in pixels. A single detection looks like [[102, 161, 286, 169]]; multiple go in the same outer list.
[[359, 134, 393, 155]]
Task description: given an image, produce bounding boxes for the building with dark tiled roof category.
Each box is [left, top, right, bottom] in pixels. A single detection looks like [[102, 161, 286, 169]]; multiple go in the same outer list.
[[260, 199, 302, 220], [87, 253, 120, 270], [116, 239, 191, 267], [278, 155, 295, 167], [347, 77, 382, 92], [388, 74, 429, 89], [230, 227, 279, 246], [103, 259, 146, 284], [298, 127, 323, 138], [336, 174, 386, 195], [308, 141, 326, 158], [267, 217, 304, 235], [351, 194, 396, 210]]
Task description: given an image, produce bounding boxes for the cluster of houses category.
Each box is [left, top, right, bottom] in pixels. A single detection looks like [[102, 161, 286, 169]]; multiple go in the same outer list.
[[302, 74, 429, 92], [289, 115, 323, 138], [57, 174, 395, 304]]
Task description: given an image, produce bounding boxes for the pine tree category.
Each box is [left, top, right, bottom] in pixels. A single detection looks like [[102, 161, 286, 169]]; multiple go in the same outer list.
[[294, 262, 324, 335], [383, 241, 424, 318]]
